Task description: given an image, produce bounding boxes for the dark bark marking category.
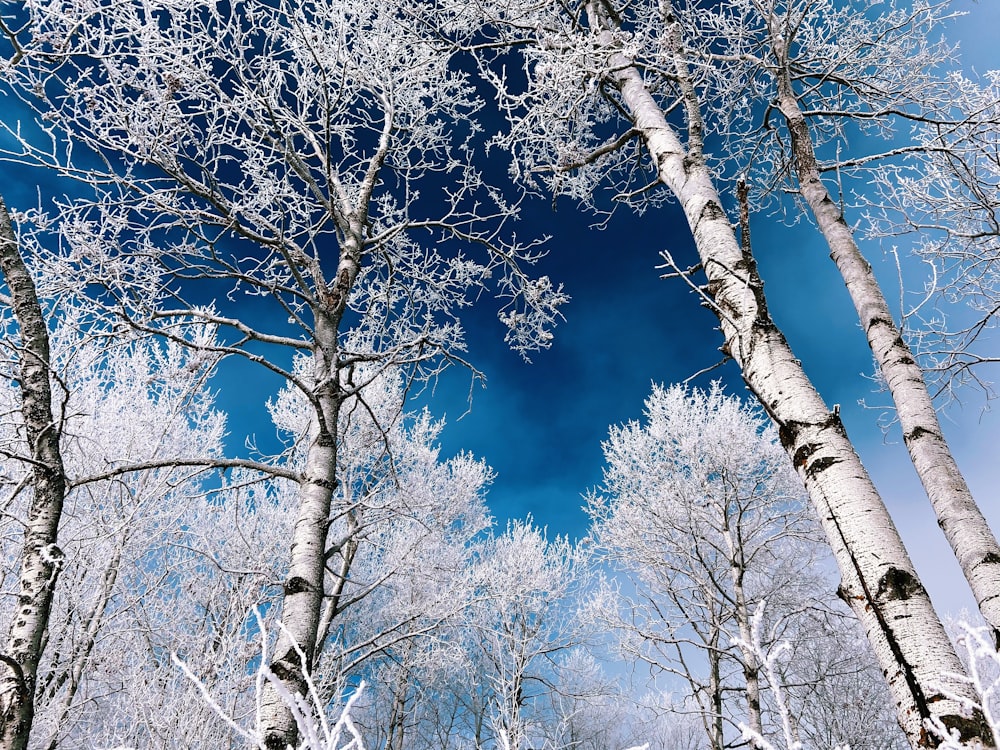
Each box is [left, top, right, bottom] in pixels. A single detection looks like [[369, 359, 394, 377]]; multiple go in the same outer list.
[[866, 315, 894, 334], [876, 567, 924, 603], [820, 411, 845, 432], [935, 712, 994, 745], [697, 199, 725, 229], [903, 425, 937, 445], [268, 661, 292, 682], [269, 647, 306, 682], [283, 576, 311, 596], [792, 442, 818, 469], [805, 455, 841, 479], [836, 583, 864, 605], [776, 420, 802, 451], [305, 474, 337, 490]]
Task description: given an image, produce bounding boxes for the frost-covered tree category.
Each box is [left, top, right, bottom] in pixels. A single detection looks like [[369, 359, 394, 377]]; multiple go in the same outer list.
[[586, 384, 896, 748], [0, 245, 235, 748], [478, 0, 991, 742], [673, 0, 1000, 645], [535, 649, 651, 750], [19, 362, 496, 749], [2, 1, 566, 745], [246, 366, 494, 749], [464, 520, 589, 750], [866, 72, 1000, 398], [0, 196, 69, 750]]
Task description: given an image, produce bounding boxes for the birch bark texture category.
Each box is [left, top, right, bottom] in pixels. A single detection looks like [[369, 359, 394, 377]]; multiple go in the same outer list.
[[0, 196, 67, 750], [559, 2, 990, 744], [757, 2, 1000, 645]]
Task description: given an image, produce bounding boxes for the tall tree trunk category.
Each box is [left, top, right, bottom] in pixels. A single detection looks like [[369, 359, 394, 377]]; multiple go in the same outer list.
[[385, 639, 414, 750], [583, 3, 992, 745], [725, 542, 763, 740], [770, 34, 1000, 644], [708, 633, 724, 750], [0, 196, 67, 750], [258, 245, 362, 750]]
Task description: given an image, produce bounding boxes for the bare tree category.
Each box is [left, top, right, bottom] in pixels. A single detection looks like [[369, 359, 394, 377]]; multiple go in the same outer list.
[[677, 0, 1000, 645], [587, 383, 861, 748], [480, 0, 993, 743], [865, 72, 1000, 399], [0, 261, 244, 748], [0, 195, 69, 750], [4, 1, 566, 746], [467, 520, 589, 750]]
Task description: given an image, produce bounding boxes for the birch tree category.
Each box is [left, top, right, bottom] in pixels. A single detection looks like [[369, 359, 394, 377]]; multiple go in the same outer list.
[[482, 0, 992, 744], [3, 2, 565, 746], [680, 0, 1000, 646], [0, 196, 69, 750], [15, 361, 494, 748], [587, 383, 861, 748], [0, 202, 241, 750]]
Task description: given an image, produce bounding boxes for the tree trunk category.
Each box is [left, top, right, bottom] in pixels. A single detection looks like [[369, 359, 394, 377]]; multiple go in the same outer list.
[[772, 45, 1000, 644], [0, 196, 68, 750], [708, 634, 724, 750], [583, 3, 993, 745], [725, 537, 763, 740], [258, 245, 361, 750]]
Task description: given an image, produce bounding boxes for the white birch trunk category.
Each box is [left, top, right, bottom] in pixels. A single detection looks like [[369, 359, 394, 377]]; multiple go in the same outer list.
[[258, 242, 362, 750], [0, 197, 68, 750], [724, 532, 763, 740], [772, 57, 1000, 644], [583, 4, 992, 745]]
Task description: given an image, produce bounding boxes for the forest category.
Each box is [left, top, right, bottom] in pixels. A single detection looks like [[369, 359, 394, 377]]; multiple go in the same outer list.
[[0, 0, 999, 748]]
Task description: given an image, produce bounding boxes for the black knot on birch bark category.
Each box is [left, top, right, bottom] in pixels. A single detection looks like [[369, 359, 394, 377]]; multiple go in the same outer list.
[[805, 455, 840, 479], [876, 567, 924, 602], [283, 576, 311, 596], [792, 442, 818, 469], [268, 647, 303, 682], [903, 425, 936, 445], [865, 315, 894, 334], [932, 709, 995, 746], [305, 474, 337, 490], [264, 735, 289, 750], [696, 200, 725, 229], [776, 419, 803, 450]]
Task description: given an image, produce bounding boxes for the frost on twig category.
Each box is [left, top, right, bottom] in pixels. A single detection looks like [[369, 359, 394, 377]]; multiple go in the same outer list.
[[734, 601, 802, 750], [173, 609, 366, 750], [735, 601, 852, 750]]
